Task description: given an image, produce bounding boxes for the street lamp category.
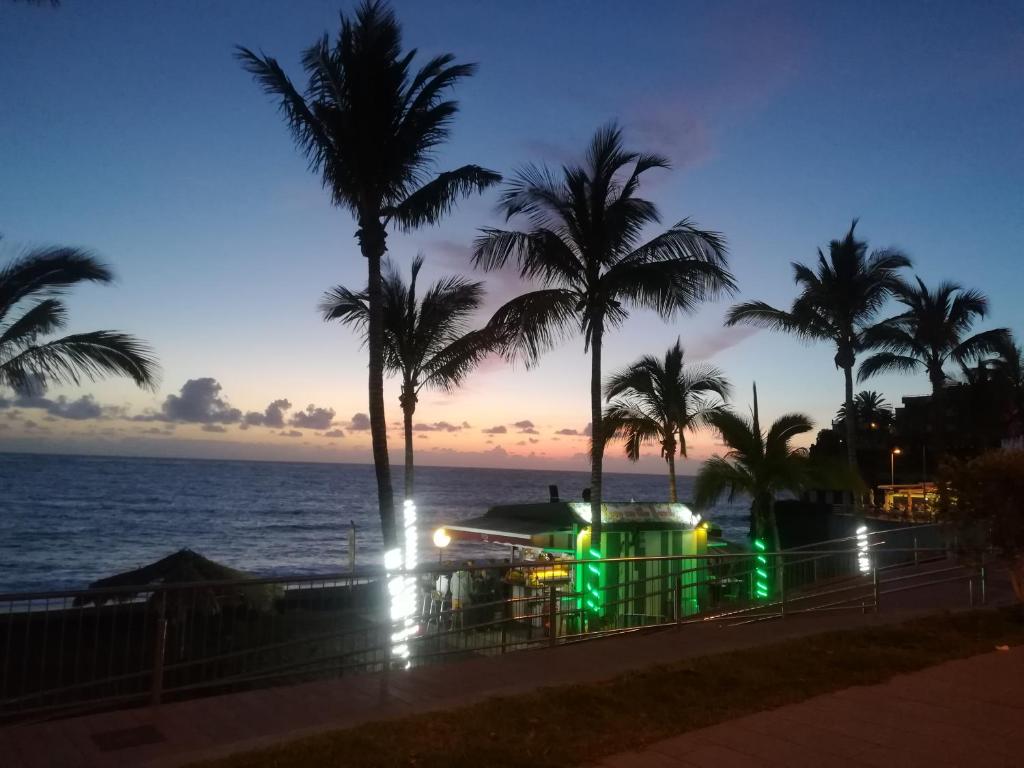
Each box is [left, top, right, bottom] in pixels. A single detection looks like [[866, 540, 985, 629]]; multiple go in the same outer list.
[[891, 447, 902, 486], [433, 527, 451, 563]]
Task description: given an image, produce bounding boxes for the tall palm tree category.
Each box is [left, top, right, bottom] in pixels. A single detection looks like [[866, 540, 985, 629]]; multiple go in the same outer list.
[[726, 222, 910, 480], [0, 245, 158, 393], [859, 277, 1010, 455], [474, 124, 734, 543], [238, 1, 500, 546], [603, 339, 730, 502], [321, 254, 497, 497], [693, 384, 813, 549]]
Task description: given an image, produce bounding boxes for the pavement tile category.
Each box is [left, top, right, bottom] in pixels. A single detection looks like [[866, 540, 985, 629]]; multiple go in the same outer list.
[[598, 748, 697, 767]]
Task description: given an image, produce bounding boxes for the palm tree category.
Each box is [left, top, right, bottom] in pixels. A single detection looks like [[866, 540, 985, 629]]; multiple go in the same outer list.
[[474, 124, 734, 543], [321, 254, 497, 497], [0, 245, 158, 394], [726, 222, 910, 480], [603, 339, 730, 502], [836, 390, 894, 430], [238, 1, 500, 546], [859, 277, 1010, 455], [693, 384, 813, 549]]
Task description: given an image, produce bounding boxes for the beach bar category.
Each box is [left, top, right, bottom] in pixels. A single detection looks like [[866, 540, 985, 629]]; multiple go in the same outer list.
[[437, 501, 715, 628]]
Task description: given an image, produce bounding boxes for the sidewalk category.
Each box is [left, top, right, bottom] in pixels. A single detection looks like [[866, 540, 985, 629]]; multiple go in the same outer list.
[[0, 565, 1012, 768], [596, 646, 1024, 767]]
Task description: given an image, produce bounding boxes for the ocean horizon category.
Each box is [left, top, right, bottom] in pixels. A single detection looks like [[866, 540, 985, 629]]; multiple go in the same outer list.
[[0, 452, 750, 593]]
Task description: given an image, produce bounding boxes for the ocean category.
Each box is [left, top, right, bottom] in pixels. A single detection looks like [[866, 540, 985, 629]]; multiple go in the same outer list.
[[0, 453, 750, 593]]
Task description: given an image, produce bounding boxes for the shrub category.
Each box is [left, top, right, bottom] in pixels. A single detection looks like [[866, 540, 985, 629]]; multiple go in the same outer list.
[[938, 449, 1024, 600]]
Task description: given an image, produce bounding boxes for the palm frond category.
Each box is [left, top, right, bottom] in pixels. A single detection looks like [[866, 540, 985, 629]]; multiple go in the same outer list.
[[319, 285, 370, 329], [387, 165, 501, 231], [0, 247, 111, 324], [1, 331, 159, 392], [0, 298, 67, 352], [857, 352, 922, 381], [484, 289, 579, 366]]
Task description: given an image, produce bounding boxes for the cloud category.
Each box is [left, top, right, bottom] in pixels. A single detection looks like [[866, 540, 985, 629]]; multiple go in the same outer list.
[[583, 423, 592, 437], [461, 421, 471, 429], [516, 440, 526, 446], [141, 426, 173, 436], [322, 429, 346, 438], [243, 398, 292, 429], [482, 425, 508, 434], [513, 419, 539, 434], [348, 413, 371, 431], [201, 424, 227, 433], [290, 404, 335, 430], [141, 378, 242, 424], [529, 437, 539, 444], [0, 379, 111, 421], [412, 421, 463, 433], [687, 326, 759, 360], [556, 428, 580, 436], [279, 430, 303, 438], [418, 434, 429, 440]]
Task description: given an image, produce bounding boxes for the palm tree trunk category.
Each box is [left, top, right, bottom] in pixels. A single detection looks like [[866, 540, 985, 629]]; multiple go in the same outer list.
[[589, 317, 604, 550], [401, 384, 415, 500], [359, 219, 396, 548], [842, 362, 860, 510], [667, 451, 677, 503], [929, 370, 946, 460]]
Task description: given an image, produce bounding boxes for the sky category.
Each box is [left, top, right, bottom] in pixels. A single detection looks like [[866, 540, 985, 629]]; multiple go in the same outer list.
[[0, 0, 1022, 474]]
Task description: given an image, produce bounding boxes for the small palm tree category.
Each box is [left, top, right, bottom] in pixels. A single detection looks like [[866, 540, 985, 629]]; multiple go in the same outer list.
[[474, 124, 734, 541], [694, 384, 813, 549], [726, 222, 910, 476], [859, 277, 1010, 454], [0, 245, 158, 394], [603, 339, 731, 502], [238, 0, 500, 545], [321, 255, 497, 497], [836, 390, 894, 429]]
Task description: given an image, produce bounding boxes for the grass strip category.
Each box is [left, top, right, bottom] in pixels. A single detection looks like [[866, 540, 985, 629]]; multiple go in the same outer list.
[[194, 609, 1024, 768]]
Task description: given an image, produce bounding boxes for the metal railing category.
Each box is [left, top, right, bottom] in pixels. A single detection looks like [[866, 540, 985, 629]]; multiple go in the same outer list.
[[0, 522, 979, 724]]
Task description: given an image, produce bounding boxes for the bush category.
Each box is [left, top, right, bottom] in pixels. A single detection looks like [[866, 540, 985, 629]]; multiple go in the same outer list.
[[938, 449, 1024, 600]]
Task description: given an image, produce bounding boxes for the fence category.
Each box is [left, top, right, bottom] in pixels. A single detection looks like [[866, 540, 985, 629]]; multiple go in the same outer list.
[[0, 523, 971, 723]]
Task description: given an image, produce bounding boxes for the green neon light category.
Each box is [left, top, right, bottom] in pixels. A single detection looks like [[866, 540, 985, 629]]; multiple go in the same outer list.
[[587, 564, 601, 575], [753, 539, 766, 551], [589, 548, 602, 558]]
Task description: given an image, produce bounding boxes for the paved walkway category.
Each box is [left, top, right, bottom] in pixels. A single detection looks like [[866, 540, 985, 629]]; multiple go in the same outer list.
[[597, 646, 1024, 767], [0, 563, 1013, 768]]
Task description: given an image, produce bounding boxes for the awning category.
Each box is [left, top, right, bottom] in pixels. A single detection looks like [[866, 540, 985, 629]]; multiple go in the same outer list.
[[446, 515, 566, 546]]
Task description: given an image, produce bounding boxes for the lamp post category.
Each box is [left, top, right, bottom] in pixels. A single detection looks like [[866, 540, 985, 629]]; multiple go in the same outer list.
[[891, 447, 902, 486], [433, 526, 451, 564]]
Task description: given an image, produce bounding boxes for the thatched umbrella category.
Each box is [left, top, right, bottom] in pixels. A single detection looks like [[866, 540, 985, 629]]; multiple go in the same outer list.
[[76, 549, 276, 612]]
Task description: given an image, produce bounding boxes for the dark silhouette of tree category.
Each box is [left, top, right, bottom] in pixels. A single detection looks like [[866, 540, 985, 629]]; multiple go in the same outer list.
[[726, 221, 910, 484], [603, 339, 730, 502], [321, 254, 497, 497], [238, 1, 499, 545], [859, 277, 1010, 456], [474, 124, 733, 543], [694, 384, 813, 548], [835, 390, 894, 430], [0, 244, 158, 393]]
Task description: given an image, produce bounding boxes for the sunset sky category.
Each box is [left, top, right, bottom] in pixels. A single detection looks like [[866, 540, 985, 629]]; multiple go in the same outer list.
[[1, 0, 1021, 474]]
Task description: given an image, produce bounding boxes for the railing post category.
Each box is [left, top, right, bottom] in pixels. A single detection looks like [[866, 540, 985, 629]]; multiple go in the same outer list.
[[547, 584, 557, 648], [968, 577, 975, 608], [872, 567, 880, 613], [779, 562, 786, 618], [913, 536, 919, 566], [673, 572, 681, 627], [150, 589, 167, 707], [980, 564, 987, 605]]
